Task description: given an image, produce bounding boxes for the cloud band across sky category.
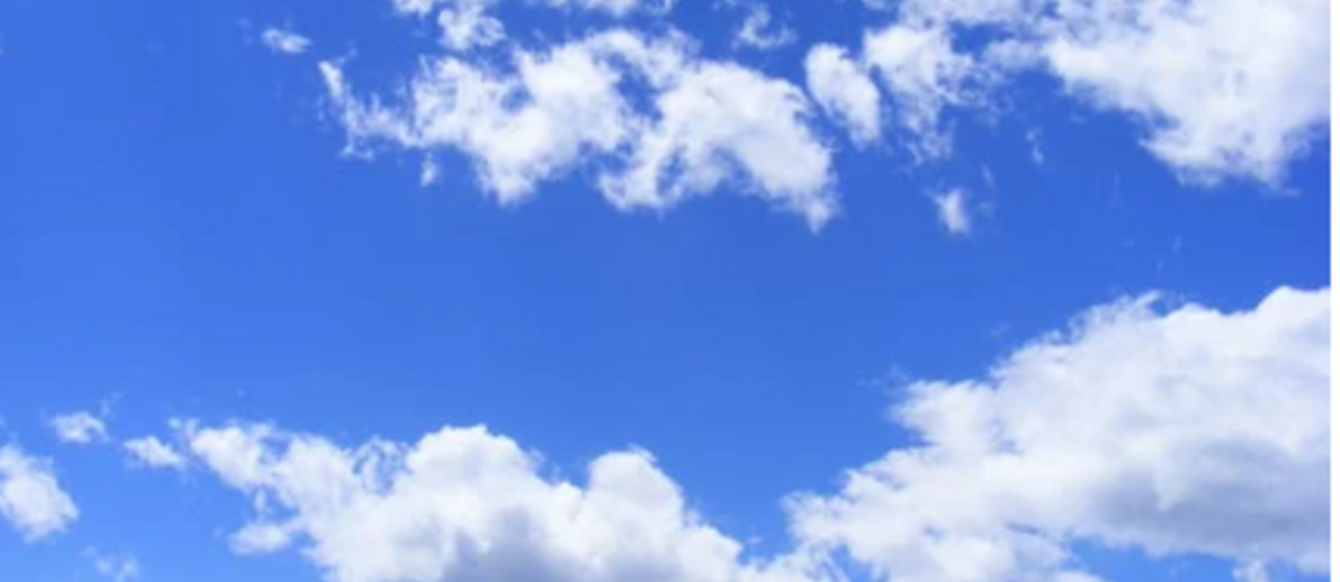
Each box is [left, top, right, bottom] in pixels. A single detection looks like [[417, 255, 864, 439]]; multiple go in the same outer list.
[[90, 285, 1330, 582], [299, 0, 1329, 227]]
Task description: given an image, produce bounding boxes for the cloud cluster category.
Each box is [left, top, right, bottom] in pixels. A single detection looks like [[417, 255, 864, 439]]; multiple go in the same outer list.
[[0, 444, 78, 541], [172, 420, 834, 582], [150, 286, 1329, 582], [790, 286, 1330, 582], [323, 30, 836, 228], [859, 0, 1331, 184], [309, 0, 1327, 228]]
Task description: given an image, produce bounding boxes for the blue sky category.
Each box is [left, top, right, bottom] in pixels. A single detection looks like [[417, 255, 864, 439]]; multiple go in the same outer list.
[[0, 1, 1331, 582]]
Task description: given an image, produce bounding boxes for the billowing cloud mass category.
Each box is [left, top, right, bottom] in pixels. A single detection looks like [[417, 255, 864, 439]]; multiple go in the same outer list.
[[172, 420, 835, 582], [0, 444, 79, 541], [871, 0, 1331, 184], [790, 286, 1330, 582], [304, 0, 1327, 228], [322, 30, 836, 228], [152, 286, 1329, 582], [1040, 0, 1329, 184], [50, 411, 108, 444]]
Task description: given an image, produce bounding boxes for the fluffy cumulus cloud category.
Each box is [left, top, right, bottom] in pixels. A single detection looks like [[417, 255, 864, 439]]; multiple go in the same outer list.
[[289, 0, 1328, 231], [789, 286, 1331, 582], [50, 411, 108, 444], [170, 420, 834, 582], [804, 45, 882, 145], [323, 29, 836, 228], [599, 59, 835, 227], [140, 286, 1329, 582], [868, 0, 1331, 184], [0, 444, 78, 541], [1040, 0, 1330, 184], [861, 24, 979, 158]]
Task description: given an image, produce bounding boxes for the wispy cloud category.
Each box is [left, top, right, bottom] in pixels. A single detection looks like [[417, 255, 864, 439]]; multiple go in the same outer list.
[[261, 26, 311, 55]]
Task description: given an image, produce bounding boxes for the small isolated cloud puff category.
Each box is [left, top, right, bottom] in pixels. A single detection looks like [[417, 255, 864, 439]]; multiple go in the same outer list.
[[723, 1, 796, 50], [931, 188, 971, 235], [50, 411, 108, 444], [261, 27, 311, 55], [0, 444, 78, 541], [322, 30, 836, 229], [123, 436, 187, 471], [789, 286, 1331, 582], [87, 550, 141, 582]]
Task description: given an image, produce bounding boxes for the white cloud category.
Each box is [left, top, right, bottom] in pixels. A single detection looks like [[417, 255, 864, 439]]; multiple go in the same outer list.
[[729, 1, 796, 50], [123, 436, 187, 471], [1041, 0, 1329, 184], [261, 27, 312, 55], [323, 30, 836, 228], [599, 60, 836, 229], [789, 286, 1331, 582], [173, 420, 834, 582], [0, 444, 78, 541], [50, 411, 108, 444], [877, 0, 1330, 184], [88, 550, 141, 582], [931, 188, 971, 235], [322, 35, 635, 203], [804, 45, 882, 145], [862, 24, 977, 159], [137, 287, 1329, 582]]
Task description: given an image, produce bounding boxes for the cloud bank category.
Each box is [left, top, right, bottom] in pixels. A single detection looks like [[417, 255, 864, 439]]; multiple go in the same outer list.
[[302, 0, 1327, 227], [149, 286, 1329, 582]]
